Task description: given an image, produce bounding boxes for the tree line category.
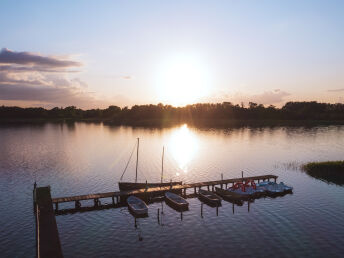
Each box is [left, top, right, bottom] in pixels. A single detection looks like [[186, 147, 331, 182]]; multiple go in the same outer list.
[[1, 101, 344, 126]]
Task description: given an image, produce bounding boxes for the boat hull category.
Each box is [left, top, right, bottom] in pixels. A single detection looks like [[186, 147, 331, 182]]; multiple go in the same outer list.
[[119, 181, 183, 191], [127, 196, 148, 217], [165, 192, 189, 211], [198, 189, 222, 206]]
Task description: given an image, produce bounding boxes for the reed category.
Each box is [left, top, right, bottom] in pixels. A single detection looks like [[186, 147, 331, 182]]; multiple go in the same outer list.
[[302, 161, 344, 185]]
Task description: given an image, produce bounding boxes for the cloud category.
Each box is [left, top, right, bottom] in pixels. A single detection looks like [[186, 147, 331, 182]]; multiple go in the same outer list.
[[0, 48, 104, 108], [121, 75, 132, 80], [203, 89, 291, 106], [248, 89, 291, 104], [328, 88, 344, 92], [0, 48, 81, 67]]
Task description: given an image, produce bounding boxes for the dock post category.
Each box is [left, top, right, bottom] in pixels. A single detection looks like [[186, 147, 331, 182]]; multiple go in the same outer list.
[[183, 188, 186, 197], [207, 185, 210, 191], [157, 208, 160, 224], [212, 185, 214, 192], [220, 184, 223, 189], [181, 211, 183, 221], [225, 183, 228, 188], [75, 200, 81, 209], [248, 201, 250, 212], [55, 202, 58, 212], [216, 206, 219, 216], [232, 203, 235, 214], [268, 178, 270, 182], [201, 203, 203, 218], [194, 187, 196, 194], [274, 177, 276, 183], [112, 196, 115, 205]]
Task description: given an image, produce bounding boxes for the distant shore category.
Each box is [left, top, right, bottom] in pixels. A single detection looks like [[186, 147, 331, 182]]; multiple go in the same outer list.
[[1, 118, 344, 128], [2, 101, 344, 128]]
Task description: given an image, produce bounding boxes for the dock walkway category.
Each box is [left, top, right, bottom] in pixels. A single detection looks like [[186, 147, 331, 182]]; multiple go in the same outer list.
[[34, 186, 63, 258], [52, 174, 277, 211]]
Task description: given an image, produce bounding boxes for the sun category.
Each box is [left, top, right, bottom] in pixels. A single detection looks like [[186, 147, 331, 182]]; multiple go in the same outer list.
[[156, 53, 210, 106]]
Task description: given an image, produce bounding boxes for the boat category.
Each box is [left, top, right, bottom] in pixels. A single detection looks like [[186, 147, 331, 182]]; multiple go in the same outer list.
[[215, 187, 249, 202], [227, 181, 265, 198], [165, 192, 189, 210], [257, 181, 293, 196], [198, 189, 222, 206], [127, 196, 148, 216], [119, 139, 182, 191], [119, 181, 183, 191]]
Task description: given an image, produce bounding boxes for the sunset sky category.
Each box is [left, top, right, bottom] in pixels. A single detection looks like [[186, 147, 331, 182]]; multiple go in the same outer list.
[[1, 0, 343, 108]]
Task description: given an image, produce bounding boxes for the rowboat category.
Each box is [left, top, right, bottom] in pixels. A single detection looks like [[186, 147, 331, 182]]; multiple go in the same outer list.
[[198, 189, 222, 206], [215, 187, 250, 202], [165, 192, 189, 210], [127, 196, 148, 216]]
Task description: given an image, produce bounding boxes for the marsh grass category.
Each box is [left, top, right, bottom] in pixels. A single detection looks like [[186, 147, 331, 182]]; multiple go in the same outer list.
[[302, 161, 344, 186]]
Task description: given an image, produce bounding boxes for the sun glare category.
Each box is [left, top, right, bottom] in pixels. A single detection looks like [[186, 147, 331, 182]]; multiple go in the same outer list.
[[168, 124, 199, 174], [156, 54, 210, 106]]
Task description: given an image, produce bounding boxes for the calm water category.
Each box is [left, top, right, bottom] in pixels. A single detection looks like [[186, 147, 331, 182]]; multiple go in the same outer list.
[[1, 123, 344, 257]]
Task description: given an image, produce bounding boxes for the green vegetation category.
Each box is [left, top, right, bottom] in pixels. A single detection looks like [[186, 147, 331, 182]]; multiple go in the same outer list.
[[302, 161, 344, 185], [1, 101, 344, 127]]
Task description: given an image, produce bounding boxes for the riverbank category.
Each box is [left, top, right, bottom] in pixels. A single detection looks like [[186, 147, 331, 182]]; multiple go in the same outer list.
[[302, 161, 344, 185], [1, 118, 344, 128]]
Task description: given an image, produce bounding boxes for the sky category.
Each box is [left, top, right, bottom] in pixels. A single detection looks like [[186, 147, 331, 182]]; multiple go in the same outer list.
[[0, 0, 343, 108]]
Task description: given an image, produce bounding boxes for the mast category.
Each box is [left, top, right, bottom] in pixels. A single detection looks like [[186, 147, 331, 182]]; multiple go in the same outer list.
[[161, 146, 164, 183], [135, 138, 139, 183]]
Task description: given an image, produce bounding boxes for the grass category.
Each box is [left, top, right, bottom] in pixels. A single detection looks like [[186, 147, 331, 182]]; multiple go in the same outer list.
[[302, 161, 344, 185]]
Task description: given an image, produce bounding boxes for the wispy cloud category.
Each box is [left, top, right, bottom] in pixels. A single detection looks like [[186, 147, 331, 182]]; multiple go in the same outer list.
[[0, 48, 100, 108], [203, 89, 291, 106], [328, 88, 344, 92], [0, 48, 81, 67]]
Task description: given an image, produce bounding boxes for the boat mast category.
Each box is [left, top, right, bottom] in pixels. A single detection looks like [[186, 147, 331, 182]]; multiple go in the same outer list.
[[161, 146, 164, 183], [135, 138, 139, 183]]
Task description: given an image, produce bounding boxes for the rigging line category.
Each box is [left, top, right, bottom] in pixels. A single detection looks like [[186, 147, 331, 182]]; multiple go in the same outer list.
[[119, 141, 137, 181]]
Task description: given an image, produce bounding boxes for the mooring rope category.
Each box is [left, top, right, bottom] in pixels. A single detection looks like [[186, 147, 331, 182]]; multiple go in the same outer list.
[[119, 141, 137, 181]]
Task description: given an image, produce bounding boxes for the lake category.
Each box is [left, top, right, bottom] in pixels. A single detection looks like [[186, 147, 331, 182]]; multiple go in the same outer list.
[[1, 123, 344, 257]]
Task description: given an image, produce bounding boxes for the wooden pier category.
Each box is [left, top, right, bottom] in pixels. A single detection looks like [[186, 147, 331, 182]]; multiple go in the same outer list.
[[33, 174, 278, 255], [52, 174, 277, 212], [34, 186, 63, 258]]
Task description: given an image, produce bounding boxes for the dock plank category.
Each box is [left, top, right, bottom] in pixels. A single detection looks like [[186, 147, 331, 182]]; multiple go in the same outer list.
[[52, 175, 277, 204]]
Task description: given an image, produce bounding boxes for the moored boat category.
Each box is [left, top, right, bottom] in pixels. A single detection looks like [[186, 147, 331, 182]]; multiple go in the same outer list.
[[257, 181, 293, 196], [215, 187, 250, 202], [119, 139, 182, 191], [198, 189, 222, 206], [119, 181, 183, 191], [165, 192, 189, 210], [127, 196, 148, 216]]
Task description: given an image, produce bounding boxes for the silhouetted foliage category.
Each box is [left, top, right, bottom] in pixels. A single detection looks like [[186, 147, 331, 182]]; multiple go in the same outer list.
[[302, 161, 344, 185], [1, 101, 344, 126]]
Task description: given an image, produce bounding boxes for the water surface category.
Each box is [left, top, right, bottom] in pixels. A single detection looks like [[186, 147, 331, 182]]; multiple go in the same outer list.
[[0, 123, 344, 257]]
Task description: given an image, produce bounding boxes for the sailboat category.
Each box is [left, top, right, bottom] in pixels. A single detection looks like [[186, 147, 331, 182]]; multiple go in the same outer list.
[[118, 138, 182, 191]]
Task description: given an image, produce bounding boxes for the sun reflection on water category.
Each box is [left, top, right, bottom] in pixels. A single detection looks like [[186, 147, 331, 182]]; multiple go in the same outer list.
[[168, 124, 199, 174]]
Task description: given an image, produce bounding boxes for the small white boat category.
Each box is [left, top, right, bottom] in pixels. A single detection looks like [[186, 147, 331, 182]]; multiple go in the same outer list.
[[165, 192, 189, 210], [127, 196, 148, 216]]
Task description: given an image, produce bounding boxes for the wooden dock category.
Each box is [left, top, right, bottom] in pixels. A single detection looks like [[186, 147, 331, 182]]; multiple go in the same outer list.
[[52, 174, 277, 212], [34, 186, 63, 258]]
